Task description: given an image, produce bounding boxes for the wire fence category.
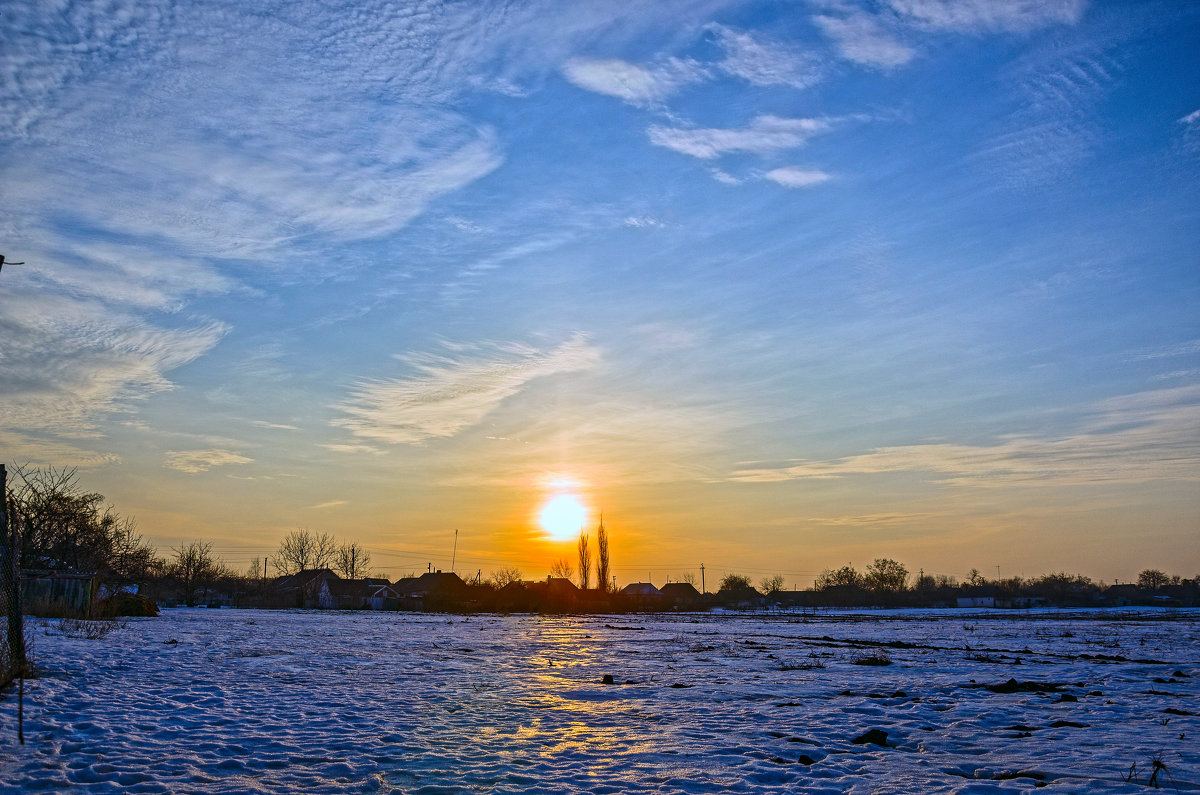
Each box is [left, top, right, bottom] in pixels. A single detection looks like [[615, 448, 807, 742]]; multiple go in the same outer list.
[[2, 463, 27, 692]]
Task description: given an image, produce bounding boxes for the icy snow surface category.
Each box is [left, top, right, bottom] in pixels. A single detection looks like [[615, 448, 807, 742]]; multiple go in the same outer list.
[[2, 608, 1198, 793]]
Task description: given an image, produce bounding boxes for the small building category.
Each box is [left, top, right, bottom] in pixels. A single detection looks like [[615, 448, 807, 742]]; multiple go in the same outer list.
[[323, 579, 399, 610], [620, 582, 664, 607], [660, 582, 702, 609], [268, 568, 340, 609], [392, 571, 469, 611], [20, 571, 99, 618]]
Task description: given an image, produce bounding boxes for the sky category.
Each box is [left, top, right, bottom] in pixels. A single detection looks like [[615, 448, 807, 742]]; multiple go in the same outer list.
[[1, 0, 1198, 586]]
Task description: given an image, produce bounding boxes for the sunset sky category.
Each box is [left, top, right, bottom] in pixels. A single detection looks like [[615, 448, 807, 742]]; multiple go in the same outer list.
[[2, 0, 1197, 585]]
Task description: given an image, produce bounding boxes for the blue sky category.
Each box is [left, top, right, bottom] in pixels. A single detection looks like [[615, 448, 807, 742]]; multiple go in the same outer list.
[[1, 0, 1197, 583]]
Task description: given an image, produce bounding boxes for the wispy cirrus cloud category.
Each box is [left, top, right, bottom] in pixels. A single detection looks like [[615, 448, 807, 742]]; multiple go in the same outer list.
[[814, 0, 1085, 70], [649, 115, 831, 159], [251, 420, 301, 431], [887, 0, 1086, 32], [0, 290, 228, 439], [975, 35, 1124, 189], [562, 57, 706, 106], [333, 334, 601, 445], [307, 500, 348, 510], [164, 449, 254, 473], [731, 385, 1200, 487]]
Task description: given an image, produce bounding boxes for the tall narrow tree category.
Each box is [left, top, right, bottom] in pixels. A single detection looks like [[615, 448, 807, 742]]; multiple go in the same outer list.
[[577, 531, 591, 590], [595, 515, 610, 593]]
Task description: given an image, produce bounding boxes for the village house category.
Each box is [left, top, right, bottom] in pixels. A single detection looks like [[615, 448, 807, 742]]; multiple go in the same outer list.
[[620, 582, 664, 607], [659, 582, 702, 609]]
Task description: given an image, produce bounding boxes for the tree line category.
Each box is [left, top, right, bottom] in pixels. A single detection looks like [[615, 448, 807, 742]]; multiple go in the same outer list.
[[6, 465, 1195, 610]]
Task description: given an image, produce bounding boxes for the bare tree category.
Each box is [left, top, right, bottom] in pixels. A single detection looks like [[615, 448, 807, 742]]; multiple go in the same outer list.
[[759, 574, 785, 594], [488, 567, 523, 588], [172, 541, 217, 606], [595, 516, 610, 593], [271, 528, 337, 575], [108, 516, 160, 582], [548, 557, 574, 580], [680, 572, 697, 586], [335, 542, 372, 579], [7, 465, 159, 575], [577, 531, 591, 590]]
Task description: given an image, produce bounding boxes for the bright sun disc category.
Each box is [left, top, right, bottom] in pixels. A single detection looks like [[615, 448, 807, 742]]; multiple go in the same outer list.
[[538, 494, 586, 541]]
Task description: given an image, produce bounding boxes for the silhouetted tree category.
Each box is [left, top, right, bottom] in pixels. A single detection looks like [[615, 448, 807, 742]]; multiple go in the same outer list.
[[271, 528, 337, 575], [759, 574, 785, 594], [334, 542, 371, 579], [172, 540, 218, 606], [864, 558, 908, 592], [549, 558, 574, 580], [577, 531, 591, 590], [596, 516, 611, 592], [108, 518, 160, 582], [6, 465, 159, 578], [815, 565, 859, 589], [718, 573, 753, 592], [488, 566, 522, 588], [1029, 572, 1093, 603], [1137, 569, 1170, 589]]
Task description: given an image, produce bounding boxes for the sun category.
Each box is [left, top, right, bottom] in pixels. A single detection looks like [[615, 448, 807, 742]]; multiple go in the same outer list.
[[538, 493, 587, 541]]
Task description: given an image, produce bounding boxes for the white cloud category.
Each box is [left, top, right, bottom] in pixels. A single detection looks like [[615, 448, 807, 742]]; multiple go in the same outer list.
[[731, 385, 1200, 487], [1181, 109, 1200, 126], [320, 442, 387, 455], [764, 166, 832, 188], [887, 0, 1086, 32], [814, 12, 915, 69], [333, 334, 601, 444], [307, 500, 348, 510], [164, 449, 253, 473], [649, 115, 831, 159], [709, 24, 822, 88], [975, 40, 1123, 188], [0, 289, 228, 438], [562, 57, 706, 106], [251, 421, 301, 431], [624, 216, 664, 228], [1132, 340, 1200, 360]]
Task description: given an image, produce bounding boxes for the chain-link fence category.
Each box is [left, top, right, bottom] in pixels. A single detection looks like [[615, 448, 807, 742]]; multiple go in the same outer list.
[[1, 463, 26, 692]]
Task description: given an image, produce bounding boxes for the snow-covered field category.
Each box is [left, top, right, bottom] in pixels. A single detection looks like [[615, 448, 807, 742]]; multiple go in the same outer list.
[[2, 608, 1197, 793]]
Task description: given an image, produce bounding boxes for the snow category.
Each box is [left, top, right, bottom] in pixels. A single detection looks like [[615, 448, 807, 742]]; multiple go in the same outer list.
[[2, 608, 1197, 792]]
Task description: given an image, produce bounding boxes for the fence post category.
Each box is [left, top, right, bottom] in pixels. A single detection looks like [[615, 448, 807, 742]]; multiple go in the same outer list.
[[3, 463, 29, 743]]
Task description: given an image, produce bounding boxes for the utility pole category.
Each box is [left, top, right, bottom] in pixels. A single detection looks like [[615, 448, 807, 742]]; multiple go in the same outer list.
[[450, 529, 458, 573], [700, 563, 705, 594]]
